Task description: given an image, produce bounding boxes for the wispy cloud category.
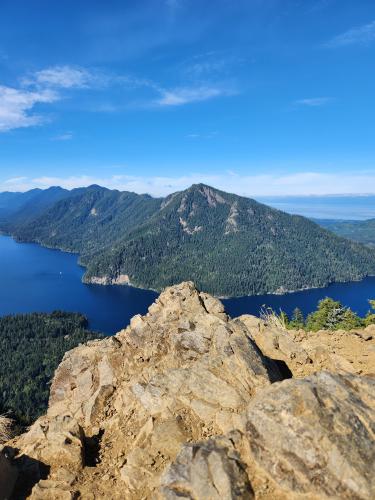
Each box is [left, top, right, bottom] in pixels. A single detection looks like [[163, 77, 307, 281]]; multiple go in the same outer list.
[[295, 97, 332, 107], [186, 131, 218, 139], [51, 132, 73, 141], [2, 171, 375, 197], [22, 65, 110, 89], [157, 85, 235, 106], [0, 85, 58, 132], [182, 51, 244, 79], [33, 66, 92, 88], [1, 63, 238, 131], [326, 20, 375, 48], [0, 65, 97, 132]]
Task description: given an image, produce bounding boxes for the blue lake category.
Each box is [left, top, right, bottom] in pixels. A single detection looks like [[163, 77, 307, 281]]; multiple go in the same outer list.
[[1, 234, 375, 334]]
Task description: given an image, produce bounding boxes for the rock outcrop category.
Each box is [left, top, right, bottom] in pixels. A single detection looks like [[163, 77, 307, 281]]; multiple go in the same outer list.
[[163, 372, 375, 500], [2, 282, 375, 499], [240, 315, 375, 377]]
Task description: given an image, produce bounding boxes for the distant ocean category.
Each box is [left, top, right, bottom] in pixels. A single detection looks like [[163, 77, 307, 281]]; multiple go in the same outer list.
[[256, 195, 375, 220]]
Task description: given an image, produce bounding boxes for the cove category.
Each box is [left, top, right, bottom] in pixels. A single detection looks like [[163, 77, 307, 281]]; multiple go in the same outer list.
[[1, 234, 375, 334]]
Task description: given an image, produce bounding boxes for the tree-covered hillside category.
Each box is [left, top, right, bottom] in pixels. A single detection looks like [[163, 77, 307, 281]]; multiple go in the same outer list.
[[2, 184, 375, 297], [83, 184, 375, 296], [6, 184, 162, 255], [0, 311, 102, 426], [317, 218, 375, 247], [0, 186, 70, 224]]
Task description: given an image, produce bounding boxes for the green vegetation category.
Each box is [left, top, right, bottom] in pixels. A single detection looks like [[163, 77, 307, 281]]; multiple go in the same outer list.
[[2, 185, 162, 255], [0, 186, 69, 225], [0, 311, 102, 426], [83, 185, 375, 296], [279, 298, 375, 331], [2, 183, 375, 297], [317, 218, 375, 247]]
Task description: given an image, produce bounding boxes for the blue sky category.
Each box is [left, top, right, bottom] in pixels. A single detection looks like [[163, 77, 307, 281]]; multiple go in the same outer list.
[[0, 0, 375, 196]]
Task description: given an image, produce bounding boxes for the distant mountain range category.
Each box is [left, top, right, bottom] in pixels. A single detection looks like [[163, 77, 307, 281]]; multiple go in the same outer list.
[[1, 184, 375, 296], [316, 218, 375, 248]]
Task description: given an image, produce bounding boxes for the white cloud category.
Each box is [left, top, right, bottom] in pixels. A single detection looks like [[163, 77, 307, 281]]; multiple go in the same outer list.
[[0, 63, 237, 131], [0, 65, 105, 132], [326, 20, 375, 48], [295, 97, 332, 107], [31, 65, 93, 89], [157, 85, 233, 106], [2, 171, 375, 197], [0, 85, 59, 132]]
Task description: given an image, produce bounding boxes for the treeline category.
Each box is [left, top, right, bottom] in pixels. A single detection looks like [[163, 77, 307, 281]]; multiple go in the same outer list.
[[0, 311, 102, 427], [278, 298, 375, 331]]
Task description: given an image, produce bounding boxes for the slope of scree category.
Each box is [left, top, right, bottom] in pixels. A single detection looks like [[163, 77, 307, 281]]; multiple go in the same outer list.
[[1, 282, 375, 499]]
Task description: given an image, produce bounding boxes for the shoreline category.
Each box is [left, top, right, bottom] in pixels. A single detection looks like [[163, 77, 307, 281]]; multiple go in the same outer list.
[[1, 232, 374, 301]]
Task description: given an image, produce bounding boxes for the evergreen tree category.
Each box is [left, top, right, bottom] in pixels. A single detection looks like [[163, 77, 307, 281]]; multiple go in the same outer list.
[[289, 307, 305, 329], [364, 299, 375, 326], [0, 312, 102, 426], [305, 298, 362, 332]]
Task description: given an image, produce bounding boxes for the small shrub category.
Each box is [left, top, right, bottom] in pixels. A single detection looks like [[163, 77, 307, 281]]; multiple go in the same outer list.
[[305, 298, 362, 331], [260, 306, 288, 330], [288, 307, 305, 329]]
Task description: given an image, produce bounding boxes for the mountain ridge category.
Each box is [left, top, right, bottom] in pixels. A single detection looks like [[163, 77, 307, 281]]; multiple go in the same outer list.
[[316, 217, 375, 247], [2, 183, 375, 297]]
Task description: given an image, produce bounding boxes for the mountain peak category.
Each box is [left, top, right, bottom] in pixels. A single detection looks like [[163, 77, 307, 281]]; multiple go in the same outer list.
[[183, 183, 228, 206]]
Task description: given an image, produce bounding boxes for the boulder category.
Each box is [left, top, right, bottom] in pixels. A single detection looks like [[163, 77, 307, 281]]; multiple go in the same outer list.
[[161, 433, 253, 499], [244, 372, 375, 499]]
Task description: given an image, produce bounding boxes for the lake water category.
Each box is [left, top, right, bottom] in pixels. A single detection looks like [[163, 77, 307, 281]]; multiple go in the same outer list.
[[1, 234, 375, 334]]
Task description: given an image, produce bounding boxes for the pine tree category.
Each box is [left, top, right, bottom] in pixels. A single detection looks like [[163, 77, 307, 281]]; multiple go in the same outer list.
[[289, 308, 304, 329]]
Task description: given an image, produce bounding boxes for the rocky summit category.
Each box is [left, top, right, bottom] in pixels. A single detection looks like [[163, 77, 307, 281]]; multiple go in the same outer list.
[[1, 282, 375, 499]]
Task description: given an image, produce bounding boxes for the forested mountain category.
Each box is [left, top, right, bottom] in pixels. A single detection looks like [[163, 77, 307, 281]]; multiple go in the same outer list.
[[316, 218, 375, 247], [0, 311, 102, 426], [0, 186, 70, 225], [5, 184, 162, 255], [2, 183, 375, 296]]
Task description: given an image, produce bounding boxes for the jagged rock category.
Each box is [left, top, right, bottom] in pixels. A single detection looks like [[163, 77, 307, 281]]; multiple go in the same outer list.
[[15, 413, 85, 473], [5, 283, 375, 499], [163, 372, 375, 500], [8, 282, 282, 499], [240, 372, 375, 499], [239, 314, 375, 377], [160, 433, 254, 499]]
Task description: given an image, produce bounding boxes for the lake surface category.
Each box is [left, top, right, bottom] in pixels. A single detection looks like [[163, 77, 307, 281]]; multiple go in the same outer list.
[[1, 234, 375, 334]]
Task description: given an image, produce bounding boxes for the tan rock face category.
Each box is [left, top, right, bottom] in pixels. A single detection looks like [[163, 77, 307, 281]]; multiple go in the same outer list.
[[241, 372, 375, 499], [7, 282, 281, 499], [4, 282, 375, 499], [160, 433, 254, 500], [239, 314, 375, 377], [163, 372, 375, 500]]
